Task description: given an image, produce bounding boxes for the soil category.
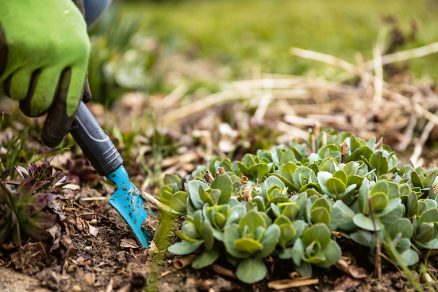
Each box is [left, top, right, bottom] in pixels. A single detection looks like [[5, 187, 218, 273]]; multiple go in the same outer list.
[[0, 178, 436, 292], [1, 73, 438, 291], [0, 267, 48, 292]]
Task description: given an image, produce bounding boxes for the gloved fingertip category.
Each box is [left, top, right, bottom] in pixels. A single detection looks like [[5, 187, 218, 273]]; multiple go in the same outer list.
[[41, 108, 74, 147], [41, 126, 64, 147], [82, 79, 92, 103]]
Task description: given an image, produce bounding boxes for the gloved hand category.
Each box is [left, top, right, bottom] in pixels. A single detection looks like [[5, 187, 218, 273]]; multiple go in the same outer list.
[[0, 0, 90, 146]]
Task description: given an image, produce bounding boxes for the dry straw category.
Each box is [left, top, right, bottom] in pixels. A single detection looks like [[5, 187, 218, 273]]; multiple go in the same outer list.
[[155, 38, 438, 168]]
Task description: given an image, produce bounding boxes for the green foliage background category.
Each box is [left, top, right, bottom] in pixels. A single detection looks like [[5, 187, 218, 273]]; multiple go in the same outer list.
[[88, 0, 438, 105]]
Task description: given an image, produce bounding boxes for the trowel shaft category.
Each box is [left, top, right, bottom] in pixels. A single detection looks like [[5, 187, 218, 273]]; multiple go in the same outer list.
[[70, 102, 122, 176], [70, 102, 149, 247]]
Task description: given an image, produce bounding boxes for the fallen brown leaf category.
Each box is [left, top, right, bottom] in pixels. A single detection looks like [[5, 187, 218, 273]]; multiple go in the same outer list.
[[334, 276, 362, 291], [87, 222, 99, 237], [336, 257, 367, 279], [62, 183, 81, 191], [120, 238, 140, 249], [84, 272, 95, 285]]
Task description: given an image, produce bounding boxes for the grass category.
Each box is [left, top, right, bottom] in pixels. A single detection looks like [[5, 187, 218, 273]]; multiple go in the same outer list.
[[112, 0, 438, 80]]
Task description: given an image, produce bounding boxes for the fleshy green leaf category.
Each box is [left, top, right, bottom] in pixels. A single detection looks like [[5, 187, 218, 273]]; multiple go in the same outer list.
[[236, 257, 267, 284], [418, 208, 438, 225], [399, 248, 419, 266], [211, 174, 233, 204], [295, 262, 312, 277], [187, 180, 209, 209], [369, 152, 389, 177], [350, 230, 374, 247], [407, 192, 418, 217], [192, 249, 220, 269], [318, 240, 342, 268], [330, 201, 356, 231], [239, 209, 266, 233], [333, 170, 348, 184], [370, 192, 388, 212], [302, 223, 330, 248], [258, 224, 281, 257], [224, 224, 249, 258], [168, 240, 203, 255], [203, 220, 215, 249], [410, 171, 423, 188], [235, 237, 263, 254], [326, 177, 346, 196], [291, 238, 304, 266], [311, 207, 330, 225], [169, 191, 188, 213], [353, 213, 384, 231], [387, 218, 414, 239]]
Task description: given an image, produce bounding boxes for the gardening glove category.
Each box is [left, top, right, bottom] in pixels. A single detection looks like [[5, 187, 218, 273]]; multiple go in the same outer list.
[[0, 0, 90, 146]]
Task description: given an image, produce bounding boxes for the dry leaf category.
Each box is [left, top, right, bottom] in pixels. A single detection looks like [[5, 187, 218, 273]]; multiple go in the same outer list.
[[120, 238, 140, 249], [334, 276, 361, 291], [349, 265, 367, 279], [336, 258, 367, 279], [46, 224, 62, 251], [87, 223, 99, 236], [62, 183, 81, 191], [84, 273, 95, 285]]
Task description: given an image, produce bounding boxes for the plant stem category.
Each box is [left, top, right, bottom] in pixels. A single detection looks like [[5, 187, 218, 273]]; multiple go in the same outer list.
[[144, 212, 177, 292], [368, 198, 382, 280], [383, 232, 424, 292]]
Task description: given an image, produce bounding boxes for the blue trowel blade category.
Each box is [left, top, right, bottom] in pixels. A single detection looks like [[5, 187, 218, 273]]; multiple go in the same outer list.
[[107, 166, 149, 248]]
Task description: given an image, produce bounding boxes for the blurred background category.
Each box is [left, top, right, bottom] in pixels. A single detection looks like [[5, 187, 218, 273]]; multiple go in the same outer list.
[[1, 0, 438, 184], [88, 0, 438, 105]]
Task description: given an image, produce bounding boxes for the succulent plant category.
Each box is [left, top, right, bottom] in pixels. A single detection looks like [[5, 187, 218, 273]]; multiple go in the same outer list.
[[0, 162, 60, 246], [413, 201, 438, 249], [223, 209, 280, 283], [291, 223, 341, 276], [163, 131, 438, 284]]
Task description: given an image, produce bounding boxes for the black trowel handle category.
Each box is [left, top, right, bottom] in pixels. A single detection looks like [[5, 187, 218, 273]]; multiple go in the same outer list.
[[70, 101, 123, 176]]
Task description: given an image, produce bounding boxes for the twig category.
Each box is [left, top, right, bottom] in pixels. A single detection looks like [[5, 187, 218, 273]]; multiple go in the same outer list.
[[290, 47, 356, 73], [372, 33, 384, 115], [398, 115, 417, 151], [163, 87, 307, 125], [162, 83, 189, 108], [367, 41, 438, 68], [268, 278, 319, 290], [253, 93, 273, 123], [276, 121, 310, 140], [211, 264, 236, 279], [80, 197, 106, 201], [173, 255, 196, 269], [141, 192, 183, 216], [284, 115, 318, 126], [410, 113, 436, 166], [414, 104, 438, 126]]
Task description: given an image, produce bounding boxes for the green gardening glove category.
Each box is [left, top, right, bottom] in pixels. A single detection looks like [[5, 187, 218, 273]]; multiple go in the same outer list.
[[0, 0, 90, 146]]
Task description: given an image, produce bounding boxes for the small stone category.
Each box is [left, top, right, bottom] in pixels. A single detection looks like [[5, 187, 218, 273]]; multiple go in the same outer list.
[[72, 285, 81, 291], [67, 264, 77, 273], [84, 273, 95, 285]]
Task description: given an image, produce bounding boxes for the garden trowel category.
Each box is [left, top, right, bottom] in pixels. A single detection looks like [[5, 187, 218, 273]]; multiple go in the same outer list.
[[69, 101, 150, 248]]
